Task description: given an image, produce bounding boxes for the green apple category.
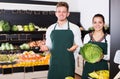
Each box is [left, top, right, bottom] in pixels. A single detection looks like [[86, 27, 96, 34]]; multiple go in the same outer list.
[[12, 25, 18, 31], [29, 25, 35, 31], [23, 25, 29, 31], [65, 76, 74, 79], [29, 23, 35, 31]]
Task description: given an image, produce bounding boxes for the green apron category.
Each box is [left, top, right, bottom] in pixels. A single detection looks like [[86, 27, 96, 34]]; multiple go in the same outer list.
[[48, 22, 75, 79], [82, 34, 108, 79]]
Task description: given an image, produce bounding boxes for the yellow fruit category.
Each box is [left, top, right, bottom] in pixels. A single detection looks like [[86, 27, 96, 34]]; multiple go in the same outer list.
[[2, 65, 8, 68], [7, 65, 13, 68], [65, 76, 74, 79], [89, 71, 99, 78], [89, 70, 109, 79]]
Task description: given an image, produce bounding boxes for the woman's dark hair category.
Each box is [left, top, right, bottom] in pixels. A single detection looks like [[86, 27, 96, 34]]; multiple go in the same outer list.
[[92, 14, 106, 33], [92, 14, 105, 23]]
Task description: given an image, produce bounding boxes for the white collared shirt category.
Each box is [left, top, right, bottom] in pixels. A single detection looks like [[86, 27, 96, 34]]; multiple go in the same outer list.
[[45, 21, 83, 61]]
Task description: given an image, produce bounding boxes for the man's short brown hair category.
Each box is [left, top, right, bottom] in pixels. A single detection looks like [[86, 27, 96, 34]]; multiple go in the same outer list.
[[56, 2, 69, 11]]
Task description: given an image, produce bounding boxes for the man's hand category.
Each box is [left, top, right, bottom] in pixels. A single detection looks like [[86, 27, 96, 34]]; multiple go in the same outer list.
[[40, 45, 49, 52], [67, 44, 78, 52]]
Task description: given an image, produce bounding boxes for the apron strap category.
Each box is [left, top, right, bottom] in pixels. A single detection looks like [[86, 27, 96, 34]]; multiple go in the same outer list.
[[54, 23, 57, 30], [89, 32, 107, 42], [68, 21, 70, 30], [89, 32, 93, 42], [54, 21, 70, 30], [104, 33, 107, 43]]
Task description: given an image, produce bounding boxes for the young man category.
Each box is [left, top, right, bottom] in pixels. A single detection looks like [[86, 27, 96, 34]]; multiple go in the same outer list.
[[40, 2, 82, 79]]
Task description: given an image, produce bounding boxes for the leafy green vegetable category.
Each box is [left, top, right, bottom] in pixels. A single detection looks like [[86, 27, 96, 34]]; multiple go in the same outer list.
[[0, 20, 4, 31], [0, 20, 11, 31], [80, 43, 103, 63]]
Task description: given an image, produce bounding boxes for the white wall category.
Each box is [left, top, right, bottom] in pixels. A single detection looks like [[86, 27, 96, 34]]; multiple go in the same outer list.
[[0, 0, 109, 30], [78, 0, 109, 30]]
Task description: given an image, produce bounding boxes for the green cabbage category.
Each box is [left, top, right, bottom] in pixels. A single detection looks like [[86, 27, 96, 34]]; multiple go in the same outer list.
[[80, 43, 103, 63], [0, 20, 11, 32]]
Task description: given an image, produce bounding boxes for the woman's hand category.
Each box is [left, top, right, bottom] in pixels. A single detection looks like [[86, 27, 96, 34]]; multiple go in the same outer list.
[[67, 44, 78, 52]]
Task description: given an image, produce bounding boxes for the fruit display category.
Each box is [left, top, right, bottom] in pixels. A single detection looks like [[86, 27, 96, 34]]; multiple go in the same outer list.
[[0, 51, 51, 68], [0, 20, 48, 73], [88, 70, 109, 79], [16, 51, 50, 67], [0, 10, 61, 77], [0, 54, 18, 63], [12, 23, 36, 32], [28, 40, 46, 48], [0, 40, 49, 69], [11, 22, 47, 32], [18, 51, 42, 61]]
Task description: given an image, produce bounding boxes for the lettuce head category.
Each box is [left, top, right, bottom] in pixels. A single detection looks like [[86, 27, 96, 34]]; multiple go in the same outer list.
[[80, 43, 103, 63]]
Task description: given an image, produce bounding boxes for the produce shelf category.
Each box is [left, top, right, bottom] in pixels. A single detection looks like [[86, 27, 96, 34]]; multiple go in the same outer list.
[[0, 65, 49, 74], [34, 65, 49, 71], [2, 68, 12, 74], [25, 66, 34, 72], [13, 67, 24, 73]]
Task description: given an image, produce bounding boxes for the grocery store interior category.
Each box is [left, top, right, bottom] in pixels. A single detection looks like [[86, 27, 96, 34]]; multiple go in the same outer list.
[[2, 0, 120, 79]]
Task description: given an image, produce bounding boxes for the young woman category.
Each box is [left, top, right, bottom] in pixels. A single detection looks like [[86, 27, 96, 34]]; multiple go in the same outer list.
[[82, 14, 110, 79], [40, 2, 83, 79]]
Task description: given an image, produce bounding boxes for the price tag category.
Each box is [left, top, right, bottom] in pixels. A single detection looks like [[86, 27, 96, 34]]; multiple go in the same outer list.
[[114, 71, 120, 79], [114, 50, 120, 64]]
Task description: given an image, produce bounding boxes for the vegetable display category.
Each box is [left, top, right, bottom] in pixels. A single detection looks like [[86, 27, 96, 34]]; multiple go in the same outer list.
[[0, 54, 18, 63], [0, 42, 15, 50], [0, 20, 11, 31], [80, 43, 103, 63]]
